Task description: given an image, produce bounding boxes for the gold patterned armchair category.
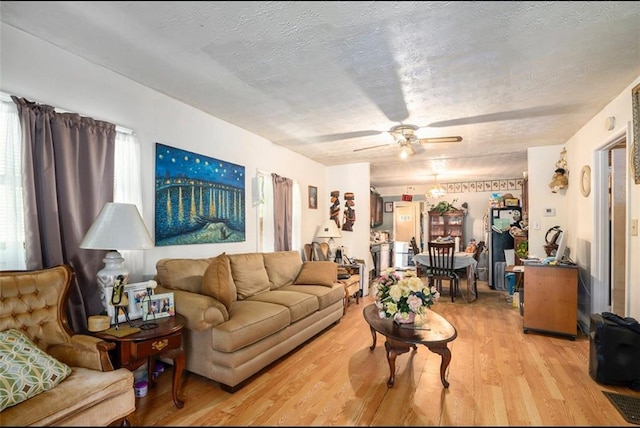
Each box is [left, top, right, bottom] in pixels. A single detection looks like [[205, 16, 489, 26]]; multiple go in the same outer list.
[[0, 265, 135, 426]]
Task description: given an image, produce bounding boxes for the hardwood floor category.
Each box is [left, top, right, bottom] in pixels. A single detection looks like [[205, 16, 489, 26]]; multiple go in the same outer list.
[[129, 280, 639, 426]]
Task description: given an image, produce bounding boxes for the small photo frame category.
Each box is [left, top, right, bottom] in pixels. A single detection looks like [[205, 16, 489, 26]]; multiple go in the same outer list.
[[143, 292, 175, 320], [384, 201, 393, 213], [308, 185, 318, 209], [105, 281, 150, 323]]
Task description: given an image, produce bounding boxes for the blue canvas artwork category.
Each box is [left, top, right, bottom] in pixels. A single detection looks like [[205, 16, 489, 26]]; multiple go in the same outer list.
[[155, 143, 245, 246]]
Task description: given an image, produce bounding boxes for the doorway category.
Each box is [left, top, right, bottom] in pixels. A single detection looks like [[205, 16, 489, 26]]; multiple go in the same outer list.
[[593, 126, 630, 316], [393, 201, 423, 268]]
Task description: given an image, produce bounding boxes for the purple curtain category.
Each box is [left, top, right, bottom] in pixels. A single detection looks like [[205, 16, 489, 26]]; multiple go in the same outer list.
[[13, 96, 116, 333], [272, 173, 293, 251]]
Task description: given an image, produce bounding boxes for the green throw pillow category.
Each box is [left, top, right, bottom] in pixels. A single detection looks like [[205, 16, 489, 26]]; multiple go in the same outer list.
[[0, 328, 72, 411]]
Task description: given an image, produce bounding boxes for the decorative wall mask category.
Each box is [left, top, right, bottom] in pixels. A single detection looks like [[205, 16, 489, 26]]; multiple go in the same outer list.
[[342, 192, 355, 231], [330, 190, 341, 227]]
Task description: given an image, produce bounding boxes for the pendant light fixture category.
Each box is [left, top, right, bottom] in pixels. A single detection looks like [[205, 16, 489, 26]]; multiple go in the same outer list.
[[428, 174, 446, 198]]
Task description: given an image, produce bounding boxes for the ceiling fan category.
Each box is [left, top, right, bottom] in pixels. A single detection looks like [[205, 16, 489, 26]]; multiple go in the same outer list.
[[352, 124, 462, 158]]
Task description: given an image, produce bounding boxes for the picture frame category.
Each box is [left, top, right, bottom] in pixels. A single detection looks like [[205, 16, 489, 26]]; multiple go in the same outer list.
[[104, 281, 150, 324], [384, 201, 393, 213], [308, 185, 318, 209], [143, 292, 175, 320]]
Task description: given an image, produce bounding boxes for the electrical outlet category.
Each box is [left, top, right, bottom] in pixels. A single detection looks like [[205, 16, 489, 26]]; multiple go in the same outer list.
[[632, 219, 638, 236]]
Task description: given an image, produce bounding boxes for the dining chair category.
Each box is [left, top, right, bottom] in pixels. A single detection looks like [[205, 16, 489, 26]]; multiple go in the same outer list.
[[427, 241, 460, 302], [410, 237, 423, 277]]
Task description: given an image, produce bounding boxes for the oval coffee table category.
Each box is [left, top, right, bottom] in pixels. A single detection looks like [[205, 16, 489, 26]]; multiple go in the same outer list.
[[363, 304, 457, 388]]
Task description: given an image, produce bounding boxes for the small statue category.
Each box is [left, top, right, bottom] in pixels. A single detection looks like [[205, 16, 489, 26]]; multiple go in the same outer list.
[[110, 274, 134, 329]]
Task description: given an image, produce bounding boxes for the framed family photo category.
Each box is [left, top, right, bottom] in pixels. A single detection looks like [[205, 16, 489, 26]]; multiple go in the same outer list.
[[384, 201, 393, 213], [143, 292, 175, 320]]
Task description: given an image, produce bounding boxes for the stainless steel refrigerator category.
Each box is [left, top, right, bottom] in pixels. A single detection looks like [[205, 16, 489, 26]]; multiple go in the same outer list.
[[487, 207, 522, 289]]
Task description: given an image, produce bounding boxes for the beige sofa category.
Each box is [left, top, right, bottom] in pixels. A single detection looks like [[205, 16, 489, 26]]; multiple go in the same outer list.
[[154, 250, 345, 392], [0, 265, 135, 426]]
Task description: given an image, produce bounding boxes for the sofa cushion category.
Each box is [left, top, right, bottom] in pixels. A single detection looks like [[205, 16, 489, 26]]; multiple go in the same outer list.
[[247, 290, 319, 323], [211, 300, 290, 353], [0, 328, 72, 411], [227, 253, 271, 300], [263, 251, 303, 289], [280, 283, 345, 311], [0, 366, 134, 426], [155, 257, 213, 293], [294, 261, 337, 287], [202, 253, 237, 310]]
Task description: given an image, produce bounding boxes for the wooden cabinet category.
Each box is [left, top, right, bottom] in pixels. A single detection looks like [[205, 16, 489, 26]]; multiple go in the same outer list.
[[523, 264, 578, 339], [427, 209, 464, 244]]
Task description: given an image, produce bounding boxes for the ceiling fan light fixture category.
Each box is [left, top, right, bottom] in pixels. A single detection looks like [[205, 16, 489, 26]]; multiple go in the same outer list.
[[399, 143, 414, 159]]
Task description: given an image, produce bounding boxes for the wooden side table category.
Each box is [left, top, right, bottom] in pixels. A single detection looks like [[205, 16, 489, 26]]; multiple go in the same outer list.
[[93, 313, 186, 408]]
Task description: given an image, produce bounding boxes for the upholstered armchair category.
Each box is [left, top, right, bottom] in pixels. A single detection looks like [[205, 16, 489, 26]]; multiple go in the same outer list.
[[0, 265, 135, 426]]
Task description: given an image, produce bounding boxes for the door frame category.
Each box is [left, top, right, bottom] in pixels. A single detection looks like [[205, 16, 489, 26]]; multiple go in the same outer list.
[[592, 124, 631, 315]]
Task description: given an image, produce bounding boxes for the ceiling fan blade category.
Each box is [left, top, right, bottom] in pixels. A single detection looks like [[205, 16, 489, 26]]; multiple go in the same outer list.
[[353, 143, 392, 153], [427, 104, 578, 128], [276, 129, 383, 145], [418, 136, 463, 144]]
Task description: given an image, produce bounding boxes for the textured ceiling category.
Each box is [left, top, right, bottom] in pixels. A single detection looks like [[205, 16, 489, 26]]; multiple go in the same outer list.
[[2, 1, 639, 188]]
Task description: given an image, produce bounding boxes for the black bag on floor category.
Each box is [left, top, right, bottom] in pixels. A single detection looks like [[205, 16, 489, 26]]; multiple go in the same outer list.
[[589, 313, 640, 388]]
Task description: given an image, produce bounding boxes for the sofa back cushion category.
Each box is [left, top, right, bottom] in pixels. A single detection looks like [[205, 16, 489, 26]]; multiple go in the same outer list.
[[263, 251, 303, 290], [227, 253, 270, 300], [201, 253, 236, 310], [155, 258, 213, 293]]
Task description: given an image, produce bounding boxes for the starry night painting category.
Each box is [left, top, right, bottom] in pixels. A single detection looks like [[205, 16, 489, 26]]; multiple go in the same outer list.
[[155, 143, 245, 246]]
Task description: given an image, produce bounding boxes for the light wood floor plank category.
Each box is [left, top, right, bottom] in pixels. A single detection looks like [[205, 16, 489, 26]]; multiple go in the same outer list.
[[125, 280, 640, 426]]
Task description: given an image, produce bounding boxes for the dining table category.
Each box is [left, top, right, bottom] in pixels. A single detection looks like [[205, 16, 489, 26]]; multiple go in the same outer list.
[[413, 252, 478, 302]]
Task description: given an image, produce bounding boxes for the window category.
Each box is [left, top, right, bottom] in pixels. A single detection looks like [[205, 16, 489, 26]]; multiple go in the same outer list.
[[0, 97, 25, 270], [0, 95, 143, 271]]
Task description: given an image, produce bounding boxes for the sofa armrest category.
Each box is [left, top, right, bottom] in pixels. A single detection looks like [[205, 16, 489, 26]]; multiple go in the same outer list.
[[159, 287, 228, 331], [47, 334, 116, 371]]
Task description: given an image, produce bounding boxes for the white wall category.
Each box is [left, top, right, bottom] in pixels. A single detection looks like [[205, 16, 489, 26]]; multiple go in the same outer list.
[[0, 24, 352, 277]]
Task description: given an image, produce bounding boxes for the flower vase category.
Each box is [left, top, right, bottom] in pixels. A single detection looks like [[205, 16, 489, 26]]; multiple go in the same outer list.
[[394, 311, 416, 324]]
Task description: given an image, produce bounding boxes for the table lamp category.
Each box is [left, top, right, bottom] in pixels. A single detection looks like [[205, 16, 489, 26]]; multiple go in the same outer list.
[[316, 219, 342, 261], [80, 202, 154, 314]]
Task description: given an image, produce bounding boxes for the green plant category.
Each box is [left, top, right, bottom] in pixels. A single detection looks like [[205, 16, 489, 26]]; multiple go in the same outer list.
[[428, 198, 459, 214], [515, 240, 528, 259]]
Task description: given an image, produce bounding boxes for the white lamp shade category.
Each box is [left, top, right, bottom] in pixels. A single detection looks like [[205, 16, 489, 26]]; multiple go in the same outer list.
[[316, 219, 342, 239], [80, 202, 154, 250]]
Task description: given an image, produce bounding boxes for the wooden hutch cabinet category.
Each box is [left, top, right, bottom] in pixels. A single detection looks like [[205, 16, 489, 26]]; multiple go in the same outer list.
[[427, 209, 465, 243]]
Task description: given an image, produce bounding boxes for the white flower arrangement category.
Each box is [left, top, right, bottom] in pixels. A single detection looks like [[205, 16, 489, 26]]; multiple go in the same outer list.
[[372, 268, 440, 321]]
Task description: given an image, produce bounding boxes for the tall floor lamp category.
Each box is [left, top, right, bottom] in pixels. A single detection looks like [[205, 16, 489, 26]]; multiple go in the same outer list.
[[80, 202, 154, 316]]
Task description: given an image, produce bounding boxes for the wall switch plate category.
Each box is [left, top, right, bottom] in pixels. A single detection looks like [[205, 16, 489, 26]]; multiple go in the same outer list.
[[533, 220, 541, 230], [544, 208, 556, 217], [632, 219, 638, 236]]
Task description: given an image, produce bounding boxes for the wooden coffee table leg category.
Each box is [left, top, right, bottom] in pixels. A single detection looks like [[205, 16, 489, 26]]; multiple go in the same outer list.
[[384, 341, 397, 387], [426, 344, 452, 388], [384, 339, 413, 388], [369, 325, 377, 350]]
